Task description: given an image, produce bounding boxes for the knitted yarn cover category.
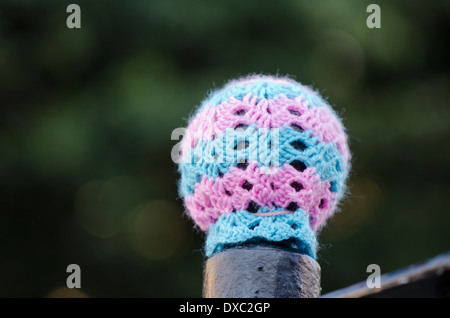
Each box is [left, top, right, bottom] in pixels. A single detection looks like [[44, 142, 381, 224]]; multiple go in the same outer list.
[[178, 75, 350, 259]]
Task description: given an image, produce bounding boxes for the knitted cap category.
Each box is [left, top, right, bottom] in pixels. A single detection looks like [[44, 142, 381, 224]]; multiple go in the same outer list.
[[178, 75, 350, 259]]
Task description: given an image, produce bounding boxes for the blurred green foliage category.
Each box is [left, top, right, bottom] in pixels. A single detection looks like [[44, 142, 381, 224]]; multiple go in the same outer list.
[[0, 0, 449, 297]]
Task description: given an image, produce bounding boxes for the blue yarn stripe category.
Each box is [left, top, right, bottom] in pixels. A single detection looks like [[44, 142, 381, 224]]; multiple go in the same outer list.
[[205, 209, 318, 258], [178, 125, 347, 198]]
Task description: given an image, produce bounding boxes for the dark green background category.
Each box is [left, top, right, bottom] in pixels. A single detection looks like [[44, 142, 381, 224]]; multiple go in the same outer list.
[[0, 0, 448, 297]]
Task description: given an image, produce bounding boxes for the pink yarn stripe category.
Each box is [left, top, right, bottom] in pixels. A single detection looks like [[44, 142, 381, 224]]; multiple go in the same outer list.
[[184, 163, 337, 232], [181, 94, 350, 163]]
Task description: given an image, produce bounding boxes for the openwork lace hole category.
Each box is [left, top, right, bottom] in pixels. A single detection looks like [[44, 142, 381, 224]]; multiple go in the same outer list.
[[290, 181, 303, 192], [234, 109, 247, 116], [290, 160, 306, 172], [286, 202, 299, 212], [249, 221, 260, 230], [235, 140, 249, 150], [235, 123, 249, 130], [242, 180, 253, 191], [237, 162, 249, 170], [329, 181, 336, 192], [288, 109, 301, 116], [290, 124, 304, 132], [319, 199, 326, 209], [290, 140, 307, 151], [247, 201, 260, 213]]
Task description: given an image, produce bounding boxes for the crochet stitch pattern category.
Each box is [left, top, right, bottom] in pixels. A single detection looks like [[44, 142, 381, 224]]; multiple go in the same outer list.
[[178, 75, 350, 259]]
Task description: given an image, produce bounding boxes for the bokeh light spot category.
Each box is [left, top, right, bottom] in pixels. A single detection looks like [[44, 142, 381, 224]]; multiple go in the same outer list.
[[323, 177, 385, 241], [128, 200, 190, 262], [76, 176, 144, 238], [309, 29, 365, 91]]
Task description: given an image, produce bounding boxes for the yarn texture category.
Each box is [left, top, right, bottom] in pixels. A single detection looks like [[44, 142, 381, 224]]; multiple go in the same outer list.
[[178, 75, 350, 259]]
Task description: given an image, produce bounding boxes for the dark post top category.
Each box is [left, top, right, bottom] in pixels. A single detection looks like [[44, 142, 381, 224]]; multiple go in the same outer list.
[[203, 246, 321, 298]]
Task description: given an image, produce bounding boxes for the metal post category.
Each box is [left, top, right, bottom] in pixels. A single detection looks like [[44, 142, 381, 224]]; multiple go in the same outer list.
[[203, 246, 321, 298], [321, 251, 450, 298]]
